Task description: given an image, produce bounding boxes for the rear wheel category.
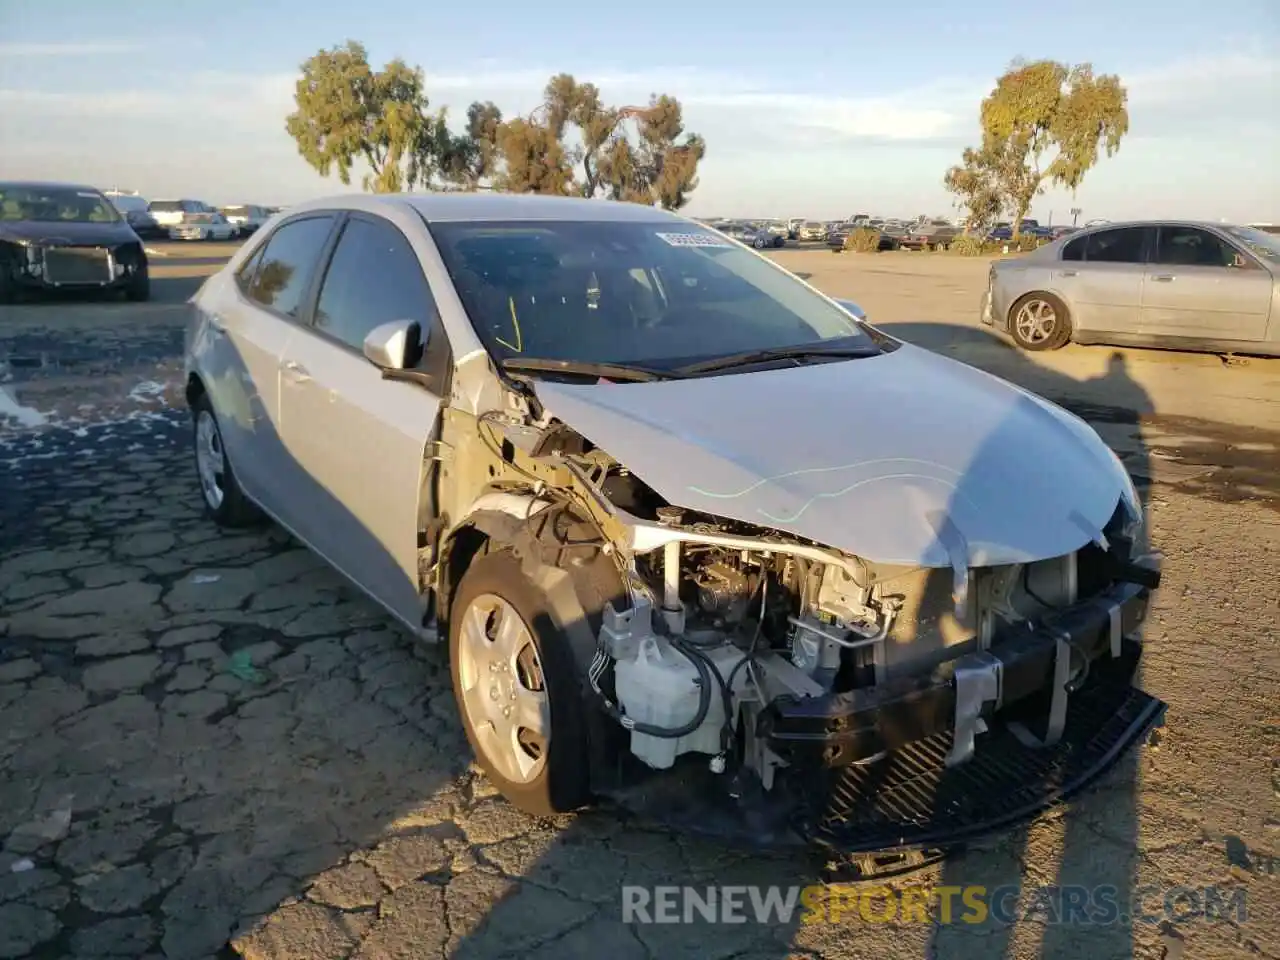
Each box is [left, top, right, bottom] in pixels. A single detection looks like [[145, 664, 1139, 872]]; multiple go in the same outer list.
[[192, 392, 260, 527], [1009, 292, 1071, 351], [449, 550, 591, 816]]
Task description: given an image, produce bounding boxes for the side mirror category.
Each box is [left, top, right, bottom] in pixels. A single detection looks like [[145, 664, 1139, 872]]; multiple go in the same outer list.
[[363, 319, 421, 370], [833, 298, 867, 321]]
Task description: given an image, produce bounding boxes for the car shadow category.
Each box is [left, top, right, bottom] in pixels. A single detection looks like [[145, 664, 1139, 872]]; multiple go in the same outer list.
[[444, 329, 1160, 957], [922, 340, 1154, 959]]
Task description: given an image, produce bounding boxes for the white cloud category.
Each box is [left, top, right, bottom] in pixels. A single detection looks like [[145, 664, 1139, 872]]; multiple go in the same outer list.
[[0, 72, 296, 128], [0, 41, 150, 57], [1122, 52, 1280, 139]]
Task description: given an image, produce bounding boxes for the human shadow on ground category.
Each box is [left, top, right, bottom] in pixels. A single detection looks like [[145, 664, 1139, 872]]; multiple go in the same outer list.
[[446, 326, 1164, 958]]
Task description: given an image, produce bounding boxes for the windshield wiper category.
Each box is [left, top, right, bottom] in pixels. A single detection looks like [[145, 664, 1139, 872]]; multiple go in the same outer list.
[[674, 343, 880, 375], [498, 357, 681, 382]]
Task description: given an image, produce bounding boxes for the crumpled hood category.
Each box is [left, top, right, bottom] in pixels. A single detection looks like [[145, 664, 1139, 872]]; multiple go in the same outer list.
[[0, 219, 138, 246], [534, 343, 1131, 567]]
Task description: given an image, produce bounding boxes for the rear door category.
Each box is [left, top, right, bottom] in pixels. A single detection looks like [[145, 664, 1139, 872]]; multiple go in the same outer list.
[[1063, 225, 1152, 334], [275, 212, 451, 629], [1140, 225, 1272, 341], [208, 214, 338, 525]]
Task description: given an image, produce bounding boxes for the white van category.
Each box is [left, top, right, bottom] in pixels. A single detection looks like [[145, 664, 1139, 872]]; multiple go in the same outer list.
[[148, 199, 215, 227]]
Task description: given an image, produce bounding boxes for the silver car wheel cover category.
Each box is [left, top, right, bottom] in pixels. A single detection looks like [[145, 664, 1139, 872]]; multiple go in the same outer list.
[[456, 593, 549, 785], [195, 409, 225, 510], [1014, 299, 1057, 343]]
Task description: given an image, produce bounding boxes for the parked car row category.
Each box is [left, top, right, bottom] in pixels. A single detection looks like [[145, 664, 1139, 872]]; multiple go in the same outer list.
[[102, 191, 279, 242], [701, 219, 788, 248], [0, 178, 283, 303]]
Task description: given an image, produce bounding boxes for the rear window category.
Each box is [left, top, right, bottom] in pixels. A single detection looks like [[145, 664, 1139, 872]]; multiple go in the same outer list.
[[149, 200, 183, 213], [222, 206, 248, 216], [108, 195, 147, 213]]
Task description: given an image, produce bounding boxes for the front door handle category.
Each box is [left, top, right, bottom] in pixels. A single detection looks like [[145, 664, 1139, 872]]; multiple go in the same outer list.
[[281, 360, 311, 383], [1151, 274, 1175, 282], [1059, 270, 1078, 277]]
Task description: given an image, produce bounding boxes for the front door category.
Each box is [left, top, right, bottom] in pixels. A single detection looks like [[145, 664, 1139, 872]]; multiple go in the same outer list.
[[1140, 225, 1272, 342], [1066, 225, 1152, 334], [208, 213, 337, 517], [276, 213, 450, 630]]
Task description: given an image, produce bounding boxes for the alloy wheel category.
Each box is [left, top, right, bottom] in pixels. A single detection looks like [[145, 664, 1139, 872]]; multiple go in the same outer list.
[[194, 409, 225, 510]]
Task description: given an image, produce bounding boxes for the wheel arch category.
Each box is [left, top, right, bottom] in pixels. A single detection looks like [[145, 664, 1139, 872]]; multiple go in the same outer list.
[[435, 493, 629, 672], [185, 371, 207, 409]]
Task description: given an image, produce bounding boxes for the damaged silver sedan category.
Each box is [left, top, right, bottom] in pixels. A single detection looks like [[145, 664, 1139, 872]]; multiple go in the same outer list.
[[183, 193, 1165, 858]]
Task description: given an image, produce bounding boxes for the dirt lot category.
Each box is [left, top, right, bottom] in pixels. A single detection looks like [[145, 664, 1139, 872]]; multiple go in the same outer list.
[[1, 244, 1277, 960]]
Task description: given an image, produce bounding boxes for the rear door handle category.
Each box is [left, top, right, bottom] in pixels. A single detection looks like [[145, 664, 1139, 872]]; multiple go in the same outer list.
[[1059, 270, 1078, 277], [1151, 274, 1175, 282], [281, 360, 311, 383]]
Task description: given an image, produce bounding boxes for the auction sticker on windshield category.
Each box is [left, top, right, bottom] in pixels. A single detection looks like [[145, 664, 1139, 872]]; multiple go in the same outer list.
[[655, 232, 732, 248]]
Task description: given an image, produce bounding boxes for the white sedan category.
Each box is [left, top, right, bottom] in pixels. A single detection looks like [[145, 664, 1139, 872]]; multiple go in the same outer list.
[[169, 213, 238, 241], [182, 192, 1164, 852]]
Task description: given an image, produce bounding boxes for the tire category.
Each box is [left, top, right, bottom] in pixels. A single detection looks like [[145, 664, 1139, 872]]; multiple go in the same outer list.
[[449, 550, 591, 817], [125, 264, 150, 302], [753, 237, 766, 249], [1008, 292, 1072, 351], [191, 392, 260, 527], [0, 266, 15, 305]]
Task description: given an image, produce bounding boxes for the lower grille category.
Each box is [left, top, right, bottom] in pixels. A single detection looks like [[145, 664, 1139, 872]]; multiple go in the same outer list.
[[793, 654, 1165, 852], [44, 247, 111, 284]]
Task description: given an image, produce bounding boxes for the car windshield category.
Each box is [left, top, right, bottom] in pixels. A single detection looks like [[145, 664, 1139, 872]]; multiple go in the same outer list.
[[0, 184, 120, 224], [221, 206, 248, 216], [1223, 225, 1280, 264], [428, 219, 878, 372]]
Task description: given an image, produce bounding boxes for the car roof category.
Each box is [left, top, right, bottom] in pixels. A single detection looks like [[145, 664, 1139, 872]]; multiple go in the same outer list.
[[0, 180, 104, 193], [279, 192, 690, 224], [1062, 219, 1251, 232]]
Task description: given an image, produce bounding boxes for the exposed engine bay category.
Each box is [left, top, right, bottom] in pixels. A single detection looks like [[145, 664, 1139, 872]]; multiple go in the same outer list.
[[589, 465, 1149, 790], [436, 392, 1166, 852]]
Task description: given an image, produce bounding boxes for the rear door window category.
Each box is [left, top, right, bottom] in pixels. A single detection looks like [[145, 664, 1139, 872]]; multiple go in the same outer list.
[[246, 215, 336, 318], [1083, 226, 1150, 263]]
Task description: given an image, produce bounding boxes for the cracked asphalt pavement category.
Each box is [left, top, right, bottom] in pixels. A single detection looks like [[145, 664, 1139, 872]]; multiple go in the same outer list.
[[1, 245, 1277, 959]]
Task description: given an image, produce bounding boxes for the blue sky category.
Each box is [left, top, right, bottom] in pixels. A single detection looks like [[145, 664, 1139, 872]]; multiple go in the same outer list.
[[2, 0, 1277, 222]]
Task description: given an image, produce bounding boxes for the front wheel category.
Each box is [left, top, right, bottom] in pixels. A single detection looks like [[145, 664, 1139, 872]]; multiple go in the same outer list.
[[125, 265, 150, 302], [1009, 292, 1071, 350], [449, 550, 591, 816]]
